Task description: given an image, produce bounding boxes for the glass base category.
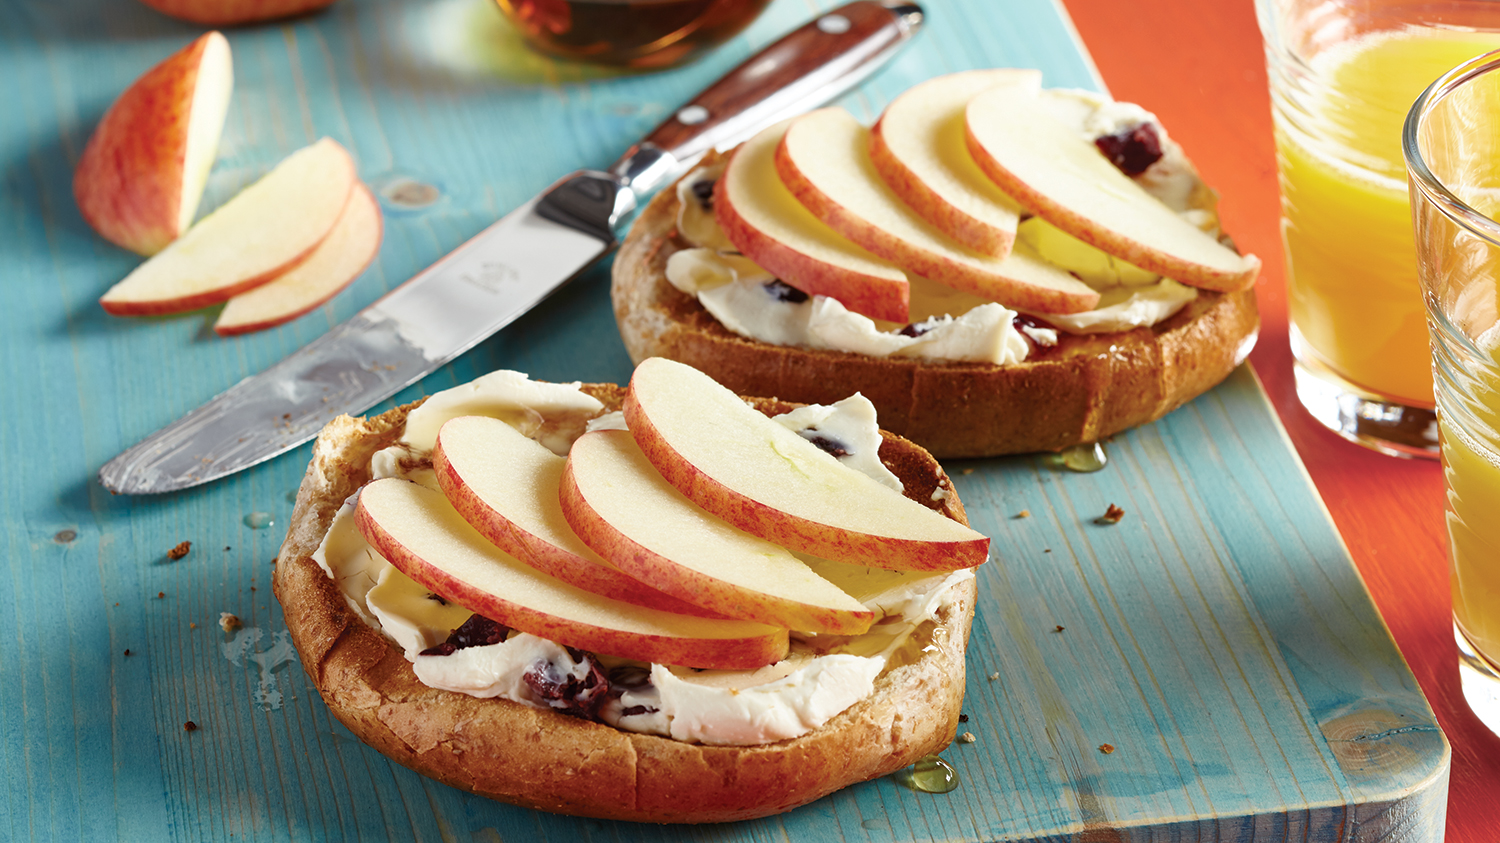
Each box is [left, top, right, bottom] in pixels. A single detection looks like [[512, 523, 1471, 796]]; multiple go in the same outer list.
[[1291, 346, 1439, 459], [1456, 622, 1500, 738]]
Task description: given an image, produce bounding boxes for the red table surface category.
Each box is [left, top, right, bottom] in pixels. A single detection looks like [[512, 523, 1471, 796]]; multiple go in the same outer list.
[[1058, 0, 1500, 833]]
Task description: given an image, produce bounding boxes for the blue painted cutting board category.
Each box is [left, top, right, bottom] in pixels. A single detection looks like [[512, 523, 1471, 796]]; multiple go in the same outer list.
[[0, 0, 1449, 840]]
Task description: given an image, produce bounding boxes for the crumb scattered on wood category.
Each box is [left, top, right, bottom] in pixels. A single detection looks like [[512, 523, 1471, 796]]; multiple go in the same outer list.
[[1053, 625, 1065, 633], [1095, 503, 1125, 525], [219, 612, 242, 632], [987, 672, 1000, 681], [189, 623, 197, 630], [961, 468, 974, 475], [958, 732, 977, 744], [183, 721, 197, 732], [157, 592, 165, 599], [166, 541, 191, 561], [1098, 743, 1115, 755], [123, 649, 131, 656], [1013, 509, 1030, 519], [958, 713, 968, 723]]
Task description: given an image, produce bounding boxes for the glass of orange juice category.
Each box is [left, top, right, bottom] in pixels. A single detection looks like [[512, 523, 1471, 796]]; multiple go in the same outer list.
[[1406, 50, 1500, 735], [1258, 0, 1500, 457]]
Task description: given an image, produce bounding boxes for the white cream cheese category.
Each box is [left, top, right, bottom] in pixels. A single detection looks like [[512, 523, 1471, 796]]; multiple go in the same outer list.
[[313, 375, 969, 746], [773, 394, 902, 491]]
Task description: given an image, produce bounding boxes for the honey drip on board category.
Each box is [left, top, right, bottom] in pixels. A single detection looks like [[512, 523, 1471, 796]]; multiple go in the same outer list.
[[892, 755, 959, 793], [1060, 442, 1108, 473], [243, 512, 276, 530]]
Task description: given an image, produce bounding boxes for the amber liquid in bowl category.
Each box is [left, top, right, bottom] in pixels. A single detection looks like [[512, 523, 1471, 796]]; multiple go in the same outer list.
[[495, 0, 773, 68]]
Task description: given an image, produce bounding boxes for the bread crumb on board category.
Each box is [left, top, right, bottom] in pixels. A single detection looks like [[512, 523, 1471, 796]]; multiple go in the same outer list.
[[1098, 743, 1115, 754], [958, 732, 977, 744], [1095, 503, 1125, 525], [166, 541, 191, 561], [219, 612, 242, 632]]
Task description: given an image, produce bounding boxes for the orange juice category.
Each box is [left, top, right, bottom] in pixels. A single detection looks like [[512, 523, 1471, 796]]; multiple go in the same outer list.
[[1444, 410, 1500, 661], [1276, 30, 1500, 407]]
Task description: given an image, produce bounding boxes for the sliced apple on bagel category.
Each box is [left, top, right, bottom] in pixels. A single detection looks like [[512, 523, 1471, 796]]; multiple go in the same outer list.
[[778, 107, 1097, 315], [99, 137, 357, 316], [73, 31, 233, 256], [355, 478, 788, 670], [561, 430, 874, 635], [869, 69, 1040, 258], [432, 414, 721, 618], [623, 357, 989, 571], [715, 120, 910, 323], [214, 182, 383, 335], [964, 87, 1258, 292]]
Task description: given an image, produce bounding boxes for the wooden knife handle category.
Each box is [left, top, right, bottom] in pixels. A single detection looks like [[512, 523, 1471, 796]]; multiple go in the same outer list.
[[611, 1, 924, 193]]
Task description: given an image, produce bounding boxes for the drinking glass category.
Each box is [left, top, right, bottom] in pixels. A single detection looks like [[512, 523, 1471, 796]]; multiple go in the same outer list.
[[1257, 0, 1500, 457], [495, 0, 773, 68], [1405, 49, 1500, 736]]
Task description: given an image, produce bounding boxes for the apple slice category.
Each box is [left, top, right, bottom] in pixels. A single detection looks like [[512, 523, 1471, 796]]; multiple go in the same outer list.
[[136, 0, 338, 25], [561, 430, 874, 635], [965, 87, 1259, 292], [356, 478, 787, 670], [432, 414, 722, 618], [870, 69, 1041, 257], [213, 183, 383, 335], [716, 120, 911, 323], [778, 107, 1098, 315], [99, 137, 357, 316], [73, 32, 233, 256], [624, 358, 990, 571]]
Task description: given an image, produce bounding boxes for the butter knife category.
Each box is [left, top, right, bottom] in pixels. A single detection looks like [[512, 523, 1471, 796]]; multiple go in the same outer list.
[[99, 0, 924, 495]]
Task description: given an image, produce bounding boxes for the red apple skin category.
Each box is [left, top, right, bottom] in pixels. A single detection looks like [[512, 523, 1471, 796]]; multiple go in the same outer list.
[[136, 0, 338, 25], [714, 162, 910, 324], [869, 117, 1012, 257], [622, 389, 989, 573], [963, 122, 1260, 293], [431, 432, 726, 620], [355, 487, 788, 670], [557, 446, 875, 635], [73, 32, 225, 256], [213, 183, 383, 336]]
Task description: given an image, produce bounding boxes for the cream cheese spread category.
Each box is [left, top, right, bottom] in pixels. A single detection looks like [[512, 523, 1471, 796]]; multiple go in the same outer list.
[[313, 374, 970, 745]]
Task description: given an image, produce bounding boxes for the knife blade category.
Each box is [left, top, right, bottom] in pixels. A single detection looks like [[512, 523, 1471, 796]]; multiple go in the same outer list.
[[99, 1, 924, 495]]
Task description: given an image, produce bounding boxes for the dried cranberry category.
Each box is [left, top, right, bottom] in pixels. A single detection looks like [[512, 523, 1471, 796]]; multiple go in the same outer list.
[[1012, 313, 1058, 354], [523, 652, 611, 721], [618, 704, 659, 718], [899, 322, 934, 338], [690, 179, 716, 210], [418, 614, 509, 656], [608, 664, 653, 690], [764, 280, 809, 303], [1094, 123, 1163, 176], [800, 430, 850, 457]]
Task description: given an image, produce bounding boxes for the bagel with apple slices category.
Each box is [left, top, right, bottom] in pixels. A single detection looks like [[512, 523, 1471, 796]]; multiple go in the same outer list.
[[612, 70, 1260, 457], [273, 360, 984, 823]]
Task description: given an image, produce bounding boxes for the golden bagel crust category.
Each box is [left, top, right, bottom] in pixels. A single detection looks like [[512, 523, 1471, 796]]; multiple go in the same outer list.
[[611, 151, 1260, 458], [272, 384, 977, 823]]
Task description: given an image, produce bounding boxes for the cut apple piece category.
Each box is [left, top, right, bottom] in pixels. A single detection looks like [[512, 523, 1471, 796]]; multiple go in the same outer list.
[[355, 478, 787, 670], [214, 183, 383, 335], [73, 32, 233, 256], [778, 108, 1099, 315], [99, 137, 356, 316], [432, 414, 722, 618], [624, 358, 990, 571], [869, 69, 1040, 257], [965, 87, 1259, 292], [716, 120, 910, 323], [136, 0, 338, 25], [561, 430, 874, 635]]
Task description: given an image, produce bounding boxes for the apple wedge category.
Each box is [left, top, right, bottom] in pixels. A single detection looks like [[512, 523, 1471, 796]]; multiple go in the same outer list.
[[778, 107, 1098, 315], [624, 358, 990, 571], [432, 414, 722, 618], [965, 87, 1259, 292], [355, 478, 787, 670], [213, 182, 382, 335], [870, 69, 1040, 257], [561, 430, 875, 635], [716, 120, 911, 323], [137, 0, 338, 25], [99, 137, 357, 316], [73, 32, 233, 256]]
